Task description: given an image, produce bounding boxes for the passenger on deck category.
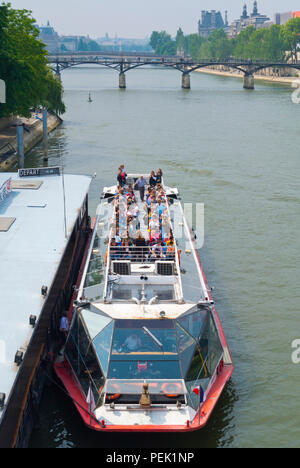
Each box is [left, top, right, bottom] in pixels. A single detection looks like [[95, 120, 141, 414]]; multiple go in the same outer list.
[[118, 166, 127, 187], [156, 198, 167, 220], [111, 239, 121, 260], [127, 185, 136, 202], [151, 240, 166, 259], [156, 169, 163, 184], [134, 175, 147, 202], [135, 231, 146, 247], [149, 171, 157, 187], [117, 169, 123, 187], [134, 231, 147, 262], [122, 238, 133, 259]]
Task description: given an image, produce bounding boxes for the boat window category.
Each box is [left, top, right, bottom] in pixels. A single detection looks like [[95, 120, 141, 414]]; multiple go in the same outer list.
[[175, 323, 196, 377], [83, 232, 106, 290], [185, 313, 223, 382], [93, 321, 114, 376], [111, 320, 177, 355], [108, 360, 181, 380], [65, 316, 105, 404], [80, 309, 112, 340], [178, 307, 209, 341], [207, 314, 224, 376]]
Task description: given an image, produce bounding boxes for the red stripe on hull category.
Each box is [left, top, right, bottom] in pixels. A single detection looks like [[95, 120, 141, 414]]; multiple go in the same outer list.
[[54, 360, 233, 433]]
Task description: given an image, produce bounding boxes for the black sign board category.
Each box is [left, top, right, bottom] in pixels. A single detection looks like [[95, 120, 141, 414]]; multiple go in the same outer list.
[[18, 167, 61, 178]]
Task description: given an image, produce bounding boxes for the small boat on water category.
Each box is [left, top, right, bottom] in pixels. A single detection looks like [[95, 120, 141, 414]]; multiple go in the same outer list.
[[54, 173, 234, 432]]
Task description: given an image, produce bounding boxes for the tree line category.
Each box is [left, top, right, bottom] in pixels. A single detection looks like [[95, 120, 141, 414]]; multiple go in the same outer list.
[[0, 2, 65, 118], [150, 18, 300, 63]]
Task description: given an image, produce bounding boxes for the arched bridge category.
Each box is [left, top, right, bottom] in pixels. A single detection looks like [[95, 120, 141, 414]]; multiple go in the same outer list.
[[48, 52, 300, 90]]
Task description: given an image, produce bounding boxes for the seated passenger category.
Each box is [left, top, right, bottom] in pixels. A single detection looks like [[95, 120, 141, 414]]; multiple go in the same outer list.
[[122, 334, 142, 352], [110, 239, 121, 260], [127, 185, 136, 202], [121, 238, 133, 259], [135, 231, 146, 247], [151, 240, 166, 259]]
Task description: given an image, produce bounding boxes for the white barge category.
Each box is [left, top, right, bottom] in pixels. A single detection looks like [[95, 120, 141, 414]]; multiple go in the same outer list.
[[0, 168, 92, 447], [55, 173, 234, 432]]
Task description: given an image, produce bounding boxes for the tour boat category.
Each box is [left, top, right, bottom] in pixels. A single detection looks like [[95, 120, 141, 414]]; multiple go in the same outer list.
[[54, 173, 234, 432]]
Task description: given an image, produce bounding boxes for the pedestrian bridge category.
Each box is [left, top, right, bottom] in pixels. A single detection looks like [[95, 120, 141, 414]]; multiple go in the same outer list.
[[48, 52, 300, 90]]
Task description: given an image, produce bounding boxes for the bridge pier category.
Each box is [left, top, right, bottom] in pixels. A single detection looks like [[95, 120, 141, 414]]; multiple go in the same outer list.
[[119, 72, 126, 89], [243, 74, 255, 90], [182, 73, 191, 90]]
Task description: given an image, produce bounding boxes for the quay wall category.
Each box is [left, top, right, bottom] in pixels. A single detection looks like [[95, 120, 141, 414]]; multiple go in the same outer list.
[[0, 112, 62, 172], [196, 65, 300, 85]]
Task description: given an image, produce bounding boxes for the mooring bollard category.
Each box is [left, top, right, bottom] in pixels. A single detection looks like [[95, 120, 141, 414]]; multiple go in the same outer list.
[[43, 108, 48, 161], [17, 124, 24, 169]]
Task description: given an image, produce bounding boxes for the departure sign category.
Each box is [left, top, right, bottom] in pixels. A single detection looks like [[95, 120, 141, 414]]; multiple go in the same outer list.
[[18, 167, 61, 178]]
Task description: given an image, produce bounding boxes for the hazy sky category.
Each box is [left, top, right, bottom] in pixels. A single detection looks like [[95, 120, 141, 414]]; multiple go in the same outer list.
[[8, 0, 300, 38]]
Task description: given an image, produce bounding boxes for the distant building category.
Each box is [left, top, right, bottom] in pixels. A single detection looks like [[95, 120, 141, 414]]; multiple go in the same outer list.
[[228, 2, 270, 37], [291, 11, 300, 19], [275, 12, 292, 25], [37, 21, 60, 53], [60, 36, 89, 52], [198, 10, 228, 38]]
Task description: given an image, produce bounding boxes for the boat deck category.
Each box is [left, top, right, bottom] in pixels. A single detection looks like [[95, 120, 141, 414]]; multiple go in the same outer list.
[[0, 171, 91, 418], [80, 180, 209, 307]]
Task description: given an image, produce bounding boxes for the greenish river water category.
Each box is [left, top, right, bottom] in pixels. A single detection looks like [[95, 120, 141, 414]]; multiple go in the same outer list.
[[27, 66, 300, 448]]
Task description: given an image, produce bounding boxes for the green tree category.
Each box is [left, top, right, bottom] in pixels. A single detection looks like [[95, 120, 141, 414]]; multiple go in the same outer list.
[[283, 18, 300, 61], [233, 26, 256, 59], [186, 34, 204, 59], [176, 27, 185, 52], [263, 25, 286, 61], [208, 29, 232, 59], [150, 31, 176, 55], [0, 2, 65, 118]]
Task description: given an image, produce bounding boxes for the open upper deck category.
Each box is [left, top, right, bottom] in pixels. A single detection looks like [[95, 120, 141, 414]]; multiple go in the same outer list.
[[79, 174, 211, 313]]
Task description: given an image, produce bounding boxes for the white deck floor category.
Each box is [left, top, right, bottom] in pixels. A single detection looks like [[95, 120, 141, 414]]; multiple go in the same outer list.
[[0, 172, 91, 416]]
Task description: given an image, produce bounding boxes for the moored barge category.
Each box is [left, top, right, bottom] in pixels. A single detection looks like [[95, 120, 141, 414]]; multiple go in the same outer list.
[[0, 168, 92, 447]]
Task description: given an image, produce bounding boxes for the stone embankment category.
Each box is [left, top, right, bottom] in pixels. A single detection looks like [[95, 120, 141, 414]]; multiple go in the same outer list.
[[0, 111, 62, 171], [196, 65, 300, 86]]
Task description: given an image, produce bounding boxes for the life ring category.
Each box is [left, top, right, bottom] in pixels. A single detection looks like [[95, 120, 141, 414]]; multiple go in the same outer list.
[[106, 393, 121, 402], [105, 383, 121, 402], [105, 250, 108, 266], [161, 382, 182, 398]]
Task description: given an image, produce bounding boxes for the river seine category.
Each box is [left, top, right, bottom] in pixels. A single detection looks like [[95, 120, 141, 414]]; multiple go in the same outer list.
[[27, 66, 300, 448]]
